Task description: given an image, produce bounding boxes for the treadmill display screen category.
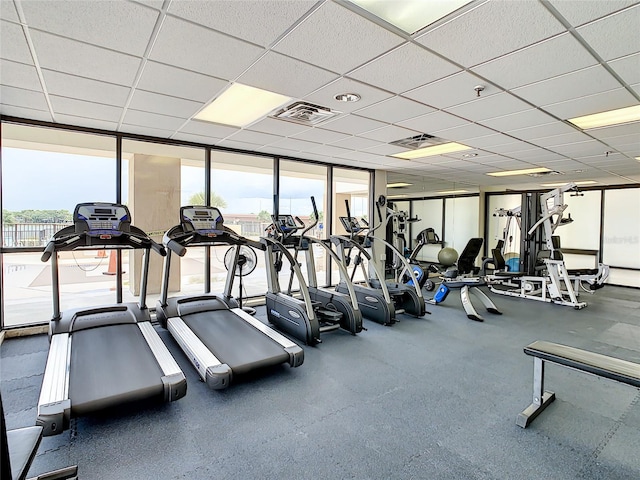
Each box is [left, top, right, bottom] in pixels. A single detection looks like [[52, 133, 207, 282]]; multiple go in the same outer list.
[[181, 206, 224, 234], [275, 215, 298, 233], [74, 203, 130, 236]]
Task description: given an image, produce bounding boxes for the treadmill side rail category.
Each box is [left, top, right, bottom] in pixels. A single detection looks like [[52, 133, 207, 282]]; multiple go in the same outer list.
[[137, 322, 187, 401], [230, 308, 304, 368], [167, 317, 232, 390], [37, 334, 71, 436]]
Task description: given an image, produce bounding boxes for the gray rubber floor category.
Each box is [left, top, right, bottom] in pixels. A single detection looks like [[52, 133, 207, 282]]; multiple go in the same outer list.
[[2, 285, 639, 479]]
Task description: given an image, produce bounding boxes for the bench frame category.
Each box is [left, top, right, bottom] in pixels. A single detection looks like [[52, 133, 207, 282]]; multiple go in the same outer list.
[[517, 340, 640, 428]]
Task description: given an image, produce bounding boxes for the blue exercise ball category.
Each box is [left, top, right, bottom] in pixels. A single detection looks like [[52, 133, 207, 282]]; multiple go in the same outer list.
[[438, 247, 459, 267]]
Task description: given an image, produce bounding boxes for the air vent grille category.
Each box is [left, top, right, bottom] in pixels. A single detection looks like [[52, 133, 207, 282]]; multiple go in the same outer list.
[[271, 101, 339, 126], [389, 133, 448, 149]]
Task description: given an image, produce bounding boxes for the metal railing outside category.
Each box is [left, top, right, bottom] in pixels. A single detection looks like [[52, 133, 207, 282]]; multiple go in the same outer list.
[[2, 222, 71, 247]]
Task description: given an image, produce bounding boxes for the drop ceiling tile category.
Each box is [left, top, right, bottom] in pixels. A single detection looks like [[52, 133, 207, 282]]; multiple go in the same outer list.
[[123, 109, 186, 131], [22, 0, 158, 56], [168, 0, 315, 47], [472, 33, 598, 90], [576, 4, 640, 61], [50, 95, 122, 122], [507, 149, 567, 162], [363, 143, 411, 156], [55, 114, 118, 131], [1, 1, 18, 22], [170, 132, 222, 145], [543, 88, 638, 119], [226, 129, 283, 146], [249, 117, 310, 136], [119, 124, 174, 138], [403, 71, 497, 109], [273, 1, 403, 74], [322, 114, 387, 136], [348, 43, 460, 94], [482, 109, 559, 132], [463, 134, 521, 149], [415, 0, 564, 67], [445, 93, 531, 123], [359, 124, 420, 143], [483, 141, 537, 155], [396, 110, 467, 133], [588, 122, 640, 140], [0, 20, 32, 64], [531, 131, 593, 147], [304, 77, 392, 113], [549, 140, 610, 157], [291, 127, 350, 144], [268, 137, 320, 152], [608, 53, 640, 86], [216, 138, 268, 151], [548, 0, 638, 27], [30, 30, 142, 85], [150, 16, 264, 79], [334, 150, 384, 163], [238, 51, 338, 98], [179, 120, 239, 138], [42, 69, 131, 107], [301, 143, 352, 157], [508, 121, 578, 141], [129, 90, 202, 118], [354, 96, 434, 124], [632, 83, 640, 96], [0, 104, 52, 121], [137, 62, 229, 103], [0, 85, 48, 110], [130, 1, 164, 9], [329, 136, 380, 150], [511, 65, 622, 107], [0, 59, 41, 91], [529, 159, 587, 171], [432, 123, 496, 142]]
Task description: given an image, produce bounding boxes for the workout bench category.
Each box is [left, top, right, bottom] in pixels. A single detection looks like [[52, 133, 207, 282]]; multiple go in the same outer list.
[[517, 340, 640, 428]]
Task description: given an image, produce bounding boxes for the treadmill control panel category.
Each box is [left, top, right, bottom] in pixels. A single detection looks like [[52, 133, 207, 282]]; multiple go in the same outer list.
[[273, 215, 299, 234], [74, 203, 130, 237], [181, 206, 224, 234]]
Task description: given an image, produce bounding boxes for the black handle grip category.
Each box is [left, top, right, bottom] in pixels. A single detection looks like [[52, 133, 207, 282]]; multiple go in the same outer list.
[[376, 202, 383, 223], [311, 196, 318, 218], [41, 241, 55, 262], [345, 199, 352, 220], [150, 239, 167, 257], [166, 239, 186, 257]]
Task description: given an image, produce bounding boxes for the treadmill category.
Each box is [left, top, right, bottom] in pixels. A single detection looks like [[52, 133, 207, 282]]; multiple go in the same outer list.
[[37, 203, 187, 437], [156, 206, 304, 389]]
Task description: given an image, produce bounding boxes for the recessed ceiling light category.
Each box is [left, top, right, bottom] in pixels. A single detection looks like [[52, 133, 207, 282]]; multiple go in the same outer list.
[[487, 167, 552, 177], [437, 189, 469, 194], [391, 142, 471, 160], [540, 180, 597, 187], [462, 153, 478, 158], [567, 105, 640, 129], [636, 156, 640, 161], [334, 93, 361, 103], [348, 0, 472, 35], [386, 182, 412, 188], [194, 83, 291, 127]]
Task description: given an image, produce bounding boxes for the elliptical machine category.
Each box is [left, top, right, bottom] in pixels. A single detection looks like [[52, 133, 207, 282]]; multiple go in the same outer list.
[[264, 198, 362, 345]]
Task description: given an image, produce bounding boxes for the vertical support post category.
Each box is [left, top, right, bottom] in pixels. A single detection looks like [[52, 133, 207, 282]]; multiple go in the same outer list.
[[139, 248, 149, 310], [204, 148, 211, 294], [532, 357, 545, 405], [516, 356, 556, 428], [116, 135, 123, 304]]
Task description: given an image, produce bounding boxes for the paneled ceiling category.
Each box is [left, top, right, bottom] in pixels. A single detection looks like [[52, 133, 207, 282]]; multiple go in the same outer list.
[[1, 0, 639, 196]]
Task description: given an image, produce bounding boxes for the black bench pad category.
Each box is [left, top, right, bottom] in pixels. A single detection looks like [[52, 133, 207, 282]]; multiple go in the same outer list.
[[524, 341, 640, 388]]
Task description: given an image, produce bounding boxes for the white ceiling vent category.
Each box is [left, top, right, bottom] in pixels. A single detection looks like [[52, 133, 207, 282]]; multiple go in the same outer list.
[[389, 133, 448, 149], [271, 101, 339, 126]]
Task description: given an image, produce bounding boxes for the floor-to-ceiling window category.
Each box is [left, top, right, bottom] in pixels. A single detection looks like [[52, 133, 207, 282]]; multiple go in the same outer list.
[[121, 139, 206, 305], [210, 151, 273, 300], [1, 124, 116, 327]]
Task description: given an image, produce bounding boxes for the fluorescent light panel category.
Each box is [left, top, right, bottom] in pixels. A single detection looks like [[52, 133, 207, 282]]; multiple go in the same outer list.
[[568, 105, 640, 129], [540, 180, 597, 187], [388, 194, 409, 199], [391, 142, 471, 160], [487, 167, 551, 177], [348, 0, 472, 34], [195, 83, 291, 127], [437, 189, 469, 194], [387, 182, 412, 188]]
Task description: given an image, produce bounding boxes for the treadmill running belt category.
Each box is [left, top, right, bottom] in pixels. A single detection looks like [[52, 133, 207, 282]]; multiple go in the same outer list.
[[182, 310, 290, 375], [69, 324, 164, 416]]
